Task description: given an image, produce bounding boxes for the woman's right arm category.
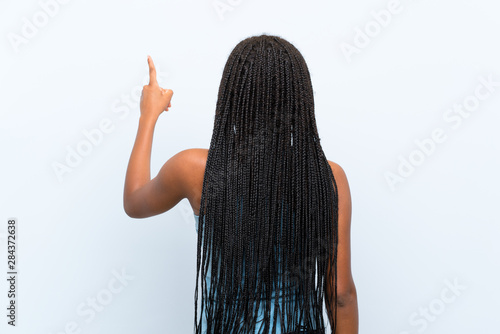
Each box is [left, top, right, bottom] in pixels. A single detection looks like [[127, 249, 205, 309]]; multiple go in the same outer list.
[[326, 161, 358, 334]]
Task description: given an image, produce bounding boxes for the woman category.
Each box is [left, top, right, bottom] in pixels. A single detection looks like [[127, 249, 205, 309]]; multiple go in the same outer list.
[[123, 34, 358, 334]]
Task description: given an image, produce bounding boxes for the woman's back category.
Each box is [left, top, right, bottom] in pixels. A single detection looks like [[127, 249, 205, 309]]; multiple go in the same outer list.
[[189, 148, 346, 334], [123, 34, 358, 334], [194, 212, 311, 333], [191, 34, 348, 334]]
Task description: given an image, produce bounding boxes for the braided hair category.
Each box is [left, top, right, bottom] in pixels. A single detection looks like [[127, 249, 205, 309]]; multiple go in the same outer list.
[[194, 34, 338, 334]]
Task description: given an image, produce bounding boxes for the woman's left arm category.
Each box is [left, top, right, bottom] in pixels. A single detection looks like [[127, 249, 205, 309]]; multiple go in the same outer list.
[[123, 55, 182, 218]]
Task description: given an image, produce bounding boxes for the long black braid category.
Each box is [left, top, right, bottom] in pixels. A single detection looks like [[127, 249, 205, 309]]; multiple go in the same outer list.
[[194, 34, 338, 334]]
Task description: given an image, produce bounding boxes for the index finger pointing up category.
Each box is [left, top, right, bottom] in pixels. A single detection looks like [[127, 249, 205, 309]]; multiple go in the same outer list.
[[147, 55, 157, 86]]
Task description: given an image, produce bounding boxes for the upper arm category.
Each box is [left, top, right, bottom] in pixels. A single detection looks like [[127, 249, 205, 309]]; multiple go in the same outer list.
[[327, 160, 356, 299], [123, 149, 198, 218]]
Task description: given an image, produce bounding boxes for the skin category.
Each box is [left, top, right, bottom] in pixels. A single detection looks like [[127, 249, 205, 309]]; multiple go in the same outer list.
[[123, 55, 358, 333]]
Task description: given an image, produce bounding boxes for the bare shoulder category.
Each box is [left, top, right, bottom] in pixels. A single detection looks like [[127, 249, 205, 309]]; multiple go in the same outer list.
[[170, 148, 208, 215], [327, 160, 352, 216], [171, 147, 208, 185], [174, 148, 208, 164], [327, 160, 350, 188]]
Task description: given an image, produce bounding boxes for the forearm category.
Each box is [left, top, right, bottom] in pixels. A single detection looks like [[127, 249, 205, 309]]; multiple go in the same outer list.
[[326, 287, 359, 334], [124, 115, 158, 200], [334, 291, 359, 334]]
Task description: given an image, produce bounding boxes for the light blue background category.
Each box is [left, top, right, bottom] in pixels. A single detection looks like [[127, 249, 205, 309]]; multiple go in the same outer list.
[[1, 0, 499, 333]]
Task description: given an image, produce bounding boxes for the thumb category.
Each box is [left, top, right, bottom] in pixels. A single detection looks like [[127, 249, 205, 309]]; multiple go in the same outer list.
[[162, 88, 173, 98]]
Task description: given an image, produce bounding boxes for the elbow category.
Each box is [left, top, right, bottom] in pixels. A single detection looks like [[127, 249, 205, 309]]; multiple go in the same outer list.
[[123, 198, 141, 219], [337, 284, 357, 308], [124, 204, 137, 218], [124, 209, 136, 219]]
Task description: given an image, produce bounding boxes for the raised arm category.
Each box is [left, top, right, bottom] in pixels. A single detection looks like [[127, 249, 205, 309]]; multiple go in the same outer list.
[[123, 55, 178, 218]]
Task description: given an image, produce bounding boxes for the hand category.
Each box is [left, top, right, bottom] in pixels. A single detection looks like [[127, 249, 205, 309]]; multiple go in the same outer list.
[[140, 55, 173, 122]]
